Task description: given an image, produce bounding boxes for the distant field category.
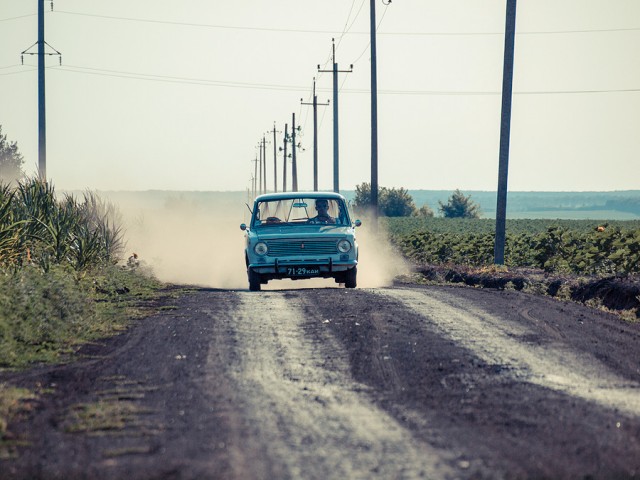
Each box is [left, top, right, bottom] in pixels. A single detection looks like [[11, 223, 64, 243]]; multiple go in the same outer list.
[[87, 189, 640, 221], [344, 190, 640, 220], [501, 210, 640, 220], [384, 217, 640, 237]]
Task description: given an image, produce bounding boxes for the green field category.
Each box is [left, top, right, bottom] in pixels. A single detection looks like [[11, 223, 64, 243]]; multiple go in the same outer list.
[[383, 217, 640, 236], [386, 217, 640, 276]]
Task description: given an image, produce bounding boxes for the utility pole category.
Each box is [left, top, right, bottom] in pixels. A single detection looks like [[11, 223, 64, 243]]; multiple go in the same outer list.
[[494, 0, 517, 265], [262, 136, 267, 194], [272, 124, 280, 193], [291, 113, 299, 192], [301, 78, 329, 191], [370, 0, 383, 225], [258, 142, 264, 195], [37, 0, 46, 180], [282, 124, 288, 192], [252, 155, 258, 198], [21, 1, 61, 181], [318, 39, 353, 194]]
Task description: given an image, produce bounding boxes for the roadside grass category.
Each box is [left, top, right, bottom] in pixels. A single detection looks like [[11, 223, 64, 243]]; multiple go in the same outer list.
[[0, 178, 172, 452], [0, 384, 35, 459], [63, 378, 163, 454], [0, 264, 166, 452], [0, 265, 163, 369], [64, 400, 148, 435]]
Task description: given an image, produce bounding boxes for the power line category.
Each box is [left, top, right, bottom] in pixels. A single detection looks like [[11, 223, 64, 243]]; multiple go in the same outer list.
[[516, 88, 640, 95], [336, 0, 366, 49], [54, 10, 342, 34], [53, 64, 312, 91], [0, 67, 36, 76], [0, 13, 36, 22], [43, 64, 640, 96], [51, 10, 640, 36], [517, 27, 640, 35], [337, 0, 360, 40], [349, 2, 391, 67]]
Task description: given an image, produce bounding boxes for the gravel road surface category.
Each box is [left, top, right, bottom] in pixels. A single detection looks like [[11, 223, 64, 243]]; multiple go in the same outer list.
[[2, 284, 640, 479]]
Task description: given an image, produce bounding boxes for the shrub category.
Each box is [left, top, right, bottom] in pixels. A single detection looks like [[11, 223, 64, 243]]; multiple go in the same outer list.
[[438, 189, 482, 218], [0, 178, 124, 271]]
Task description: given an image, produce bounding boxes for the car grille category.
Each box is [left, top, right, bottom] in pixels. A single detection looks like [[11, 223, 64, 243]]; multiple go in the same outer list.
[[266, 239, 338, 257]]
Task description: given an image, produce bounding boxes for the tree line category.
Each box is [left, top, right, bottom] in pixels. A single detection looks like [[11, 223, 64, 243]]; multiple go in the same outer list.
[[352, 182, 481, 218], [0, 125, 482, 219]]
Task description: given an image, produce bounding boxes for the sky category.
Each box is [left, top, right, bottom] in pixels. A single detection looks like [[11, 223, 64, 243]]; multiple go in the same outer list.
[[1, 0, 639, 193]]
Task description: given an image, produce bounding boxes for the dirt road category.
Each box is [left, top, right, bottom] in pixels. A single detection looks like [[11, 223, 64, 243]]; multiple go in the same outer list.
[[2, 284, 640, 479]]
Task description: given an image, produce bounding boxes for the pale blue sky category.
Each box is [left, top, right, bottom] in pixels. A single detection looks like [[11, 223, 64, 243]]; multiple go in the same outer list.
[[1, 1, 639, 192]]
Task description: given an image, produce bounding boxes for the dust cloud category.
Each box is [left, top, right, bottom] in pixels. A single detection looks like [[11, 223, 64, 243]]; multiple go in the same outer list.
[[262, 216, 409, 290], [103, 192, 408, 290], [354, 216, 411, 288], [106, 192, 248, 289]]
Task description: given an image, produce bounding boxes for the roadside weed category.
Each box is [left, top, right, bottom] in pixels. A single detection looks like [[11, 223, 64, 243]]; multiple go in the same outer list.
[[64, 400, 144, 434], [0, 384, 34, 459]]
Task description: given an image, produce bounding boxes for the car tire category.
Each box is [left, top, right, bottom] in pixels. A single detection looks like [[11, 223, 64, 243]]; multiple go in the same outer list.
[[248, 269, 261, 291], [344, 267, 357, 289]]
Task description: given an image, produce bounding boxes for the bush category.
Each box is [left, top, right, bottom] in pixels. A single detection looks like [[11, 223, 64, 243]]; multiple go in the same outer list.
[[352, 182, 417, 217], [438, 189, 481, 218], [414, 204, 435, 218], [0, 178, 124, 271]]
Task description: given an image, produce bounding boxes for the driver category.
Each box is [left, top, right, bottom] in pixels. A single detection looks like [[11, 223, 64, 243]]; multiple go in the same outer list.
[[309, 199, 335, 224]]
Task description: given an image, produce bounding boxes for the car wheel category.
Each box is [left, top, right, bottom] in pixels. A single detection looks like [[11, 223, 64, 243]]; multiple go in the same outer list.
[[248, 269, 261, 291], [344, 267, 357, 289]]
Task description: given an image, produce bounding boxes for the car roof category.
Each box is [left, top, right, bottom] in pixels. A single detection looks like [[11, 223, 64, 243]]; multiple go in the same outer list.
[[254, 192, 347, 202]]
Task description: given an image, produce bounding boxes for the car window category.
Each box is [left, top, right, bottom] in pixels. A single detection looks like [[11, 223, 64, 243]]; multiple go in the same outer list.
[[253, 198, 349, 226]]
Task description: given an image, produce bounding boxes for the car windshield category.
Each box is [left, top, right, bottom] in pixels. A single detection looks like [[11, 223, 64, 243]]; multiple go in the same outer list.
[[252, 197, 349, 227]]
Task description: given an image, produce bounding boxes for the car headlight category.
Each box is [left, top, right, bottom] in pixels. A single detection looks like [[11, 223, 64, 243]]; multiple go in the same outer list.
[[254, 242, 268, 256], [337, 239, 352, 253]]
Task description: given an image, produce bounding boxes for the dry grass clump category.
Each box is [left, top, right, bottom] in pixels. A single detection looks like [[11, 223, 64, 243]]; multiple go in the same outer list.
[[0, 384, 35, 459], [409, 263, 640, 321]]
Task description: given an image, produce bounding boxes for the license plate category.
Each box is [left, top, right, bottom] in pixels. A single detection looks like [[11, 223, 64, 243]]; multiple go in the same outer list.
[[286, 266, 320, 277]]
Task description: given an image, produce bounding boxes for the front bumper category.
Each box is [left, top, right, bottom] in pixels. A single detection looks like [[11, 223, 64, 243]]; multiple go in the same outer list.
[[248, 257, 357, 280]]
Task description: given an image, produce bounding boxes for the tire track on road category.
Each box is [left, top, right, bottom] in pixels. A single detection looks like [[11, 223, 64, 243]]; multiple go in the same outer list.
[[379, 287, 640, 418], [213, 290, 455, 480]]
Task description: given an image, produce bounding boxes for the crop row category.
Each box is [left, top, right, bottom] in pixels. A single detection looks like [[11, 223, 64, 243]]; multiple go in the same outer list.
[[392, 224, 640, 275], [384, 217, 640, 236]]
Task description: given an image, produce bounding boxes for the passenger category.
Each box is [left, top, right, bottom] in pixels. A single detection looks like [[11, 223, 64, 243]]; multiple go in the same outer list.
[[309, 199, 335, 224]]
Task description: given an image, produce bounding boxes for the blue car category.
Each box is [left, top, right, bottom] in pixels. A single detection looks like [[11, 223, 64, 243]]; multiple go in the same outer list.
[[240, 192, 361, 291]]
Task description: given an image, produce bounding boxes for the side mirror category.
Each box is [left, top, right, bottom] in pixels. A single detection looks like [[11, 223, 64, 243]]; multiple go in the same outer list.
[[354, 219, 362, 227], [240, 223, 247, 231]]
